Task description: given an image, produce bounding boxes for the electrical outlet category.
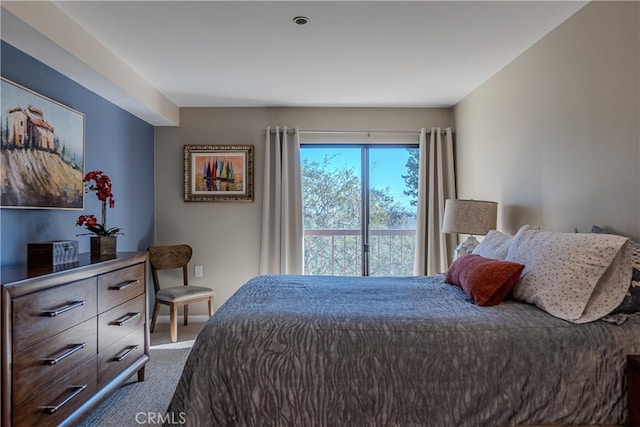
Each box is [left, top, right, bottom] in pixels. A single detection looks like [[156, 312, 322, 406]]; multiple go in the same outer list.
[[194, 265, 203, 277]]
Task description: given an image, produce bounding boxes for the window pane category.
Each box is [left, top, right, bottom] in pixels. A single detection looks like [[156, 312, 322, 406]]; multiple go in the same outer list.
[[301, 147, 362, 276], [301, 145, 418, 277], [368, 147, 418, 276]]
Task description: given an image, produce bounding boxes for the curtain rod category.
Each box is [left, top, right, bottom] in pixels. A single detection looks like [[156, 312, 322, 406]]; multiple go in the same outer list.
[[266, 128, 453, 135]]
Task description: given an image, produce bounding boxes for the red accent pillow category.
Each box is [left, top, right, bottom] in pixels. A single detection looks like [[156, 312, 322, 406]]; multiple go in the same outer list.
[[445, 254, 525, 306]]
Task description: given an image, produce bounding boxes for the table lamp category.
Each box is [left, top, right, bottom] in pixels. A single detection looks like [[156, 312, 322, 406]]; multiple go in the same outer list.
[[442, 199, 498, 260]]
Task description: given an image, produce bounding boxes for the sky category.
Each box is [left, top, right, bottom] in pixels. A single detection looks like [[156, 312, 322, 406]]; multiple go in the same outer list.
[[300, 146, 417, 210]]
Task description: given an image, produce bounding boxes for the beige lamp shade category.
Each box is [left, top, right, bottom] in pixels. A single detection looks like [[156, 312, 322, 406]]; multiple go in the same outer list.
[[442, 199, 498, 236]]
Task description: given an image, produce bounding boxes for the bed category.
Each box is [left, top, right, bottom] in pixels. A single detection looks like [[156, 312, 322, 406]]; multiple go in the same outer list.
[[167, 273, 640, 426]]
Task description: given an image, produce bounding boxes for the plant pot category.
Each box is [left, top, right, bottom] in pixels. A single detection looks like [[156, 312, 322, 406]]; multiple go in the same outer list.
[[90, 236, 117, 259]]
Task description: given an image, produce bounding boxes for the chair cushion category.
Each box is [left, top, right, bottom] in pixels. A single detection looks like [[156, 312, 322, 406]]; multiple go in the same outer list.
[[156, 286, 214, 303]]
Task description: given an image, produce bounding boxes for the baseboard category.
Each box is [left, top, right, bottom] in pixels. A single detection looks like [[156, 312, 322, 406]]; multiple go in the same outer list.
[[155, 315, 211, 324]]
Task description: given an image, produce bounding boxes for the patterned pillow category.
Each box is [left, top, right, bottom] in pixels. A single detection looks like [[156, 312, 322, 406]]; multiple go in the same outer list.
[[445, 254, 524, 306], [591, 225, 640, 314], [472, 230, 513, 260], [505, 225, 632, 323]]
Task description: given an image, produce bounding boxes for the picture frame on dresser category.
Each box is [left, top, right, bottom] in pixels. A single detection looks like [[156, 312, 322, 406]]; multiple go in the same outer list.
[[183, 144, 254, 202], [0, 77, 85, 210]]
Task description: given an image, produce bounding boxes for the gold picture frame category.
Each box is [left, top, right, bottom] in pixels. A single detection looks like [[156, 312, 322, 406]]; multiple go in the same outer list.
[[184, 145, 254, 202]]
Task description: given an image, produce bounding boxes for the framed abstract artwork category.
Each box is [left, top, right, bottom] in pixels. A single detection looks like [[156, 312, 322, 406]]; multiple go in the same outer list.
[[184, 144, 254, 202], [1, 77, 85, 209]]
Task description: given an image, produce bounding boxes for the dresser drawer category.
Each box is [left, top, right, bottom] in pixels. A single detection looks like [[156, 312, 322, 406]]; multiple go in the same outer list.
[[13, 356, 97, 427], [13, 318, 97, 406], [12, 278, 98, 352], [98, 263, 145, 313], [98, 327, 145, 388], [98, 294, 145, 353]]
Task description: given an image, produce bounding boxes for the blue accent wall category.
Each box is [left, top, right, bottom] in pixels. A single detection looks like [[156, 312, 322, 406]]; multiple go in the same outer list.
[[0, 41, 155, 266]]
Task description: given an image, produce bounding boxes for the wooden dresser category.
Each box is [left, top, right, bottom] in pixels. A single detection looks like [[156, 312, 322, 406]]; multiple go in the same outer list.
[[1, 252, 149, 427]]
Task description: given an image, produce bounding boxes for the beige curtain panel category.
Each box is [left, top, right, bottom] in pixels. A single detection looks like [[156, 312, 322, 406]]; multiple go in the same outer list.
[[414, 127, 456, 275], [259, 126, 303, 274]]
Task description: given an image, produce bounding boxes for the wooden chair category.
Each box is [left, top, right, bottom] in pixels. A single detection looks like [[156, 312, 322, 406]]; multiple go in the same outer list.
[[148, 244, 214, 343]]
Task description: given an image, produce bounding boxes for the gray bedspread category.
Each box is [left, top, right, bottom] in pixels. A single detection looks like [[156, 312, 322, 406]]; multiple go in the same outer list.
[[167, 274, 640, 426]]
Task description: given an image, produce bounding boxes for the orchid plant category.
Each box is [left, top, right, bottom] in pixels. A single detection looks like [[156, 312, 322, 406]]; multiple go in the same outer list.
[[76, 170, 123, 237]]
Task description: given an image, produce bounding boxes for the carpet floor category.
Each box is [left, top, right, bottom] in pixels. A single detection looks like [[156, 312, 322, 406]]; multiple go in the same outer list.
[[79, 321, 205, 427]]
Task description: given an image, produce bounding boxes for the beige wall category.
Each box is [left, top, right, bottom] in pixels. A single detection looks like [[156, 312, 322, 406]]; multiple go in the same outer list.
[[453, 1, 639, 238], [155, 107, 451, 313]]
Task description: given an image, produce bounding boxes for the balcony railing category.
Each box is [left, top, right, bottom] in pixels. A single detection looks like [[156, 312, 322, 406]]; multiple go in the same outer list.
[[303, 229, 416, 276]]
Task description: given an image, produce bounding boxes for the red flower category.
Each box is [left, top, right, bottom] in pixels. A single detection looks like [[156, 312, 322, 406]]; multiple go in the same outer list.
[[75, 171, 122, 237], [85, 215, 98, 227]]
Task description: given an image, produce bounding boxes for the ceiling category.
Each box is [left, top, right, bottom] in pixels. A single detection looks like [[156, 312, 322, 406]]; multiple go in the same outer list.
[[1, 1, 588, 125]]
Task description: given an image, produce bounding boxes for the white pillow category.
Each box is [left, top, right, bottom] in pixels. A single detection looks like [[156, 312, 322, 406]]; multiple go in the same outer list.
[[505, 225, 632, 323], [472, 230, 513, 260]]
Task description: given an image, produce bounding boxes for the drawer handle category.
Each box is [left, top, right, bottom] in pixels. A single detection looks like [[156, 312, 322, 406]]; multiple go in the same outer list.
[[44, 343, 87, 366], [109, 279, 139, 291], [113, 344, 139, 362], [111, 312, 140, 326], [42, 300, 86, 317], [42, 384, 87, 414]]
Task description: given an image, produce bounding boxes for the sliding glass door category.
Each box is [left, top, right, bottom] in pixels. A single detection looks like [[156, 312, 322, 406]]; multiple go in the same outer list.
[[301, 147, 362, 275], [301, 145, 418, 276], [367, 147, 418, 276]]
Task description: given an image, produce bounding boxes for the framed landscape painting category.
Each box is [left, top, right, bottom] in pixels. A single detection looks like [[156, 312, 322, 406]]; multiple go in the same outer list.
[[1, 77, 85, 209], [184, 145, 254, 202]]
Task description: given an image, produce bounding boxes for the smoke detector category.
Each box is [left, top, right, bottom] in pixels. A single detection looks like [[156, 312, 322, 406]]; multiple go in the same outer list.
[[293, 16, 309, 25]]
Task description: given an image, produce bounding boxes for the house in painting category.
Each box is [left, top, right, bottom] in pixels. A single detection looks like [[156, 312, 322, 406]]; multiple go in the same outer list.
[[7, 105, 57, 152]]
